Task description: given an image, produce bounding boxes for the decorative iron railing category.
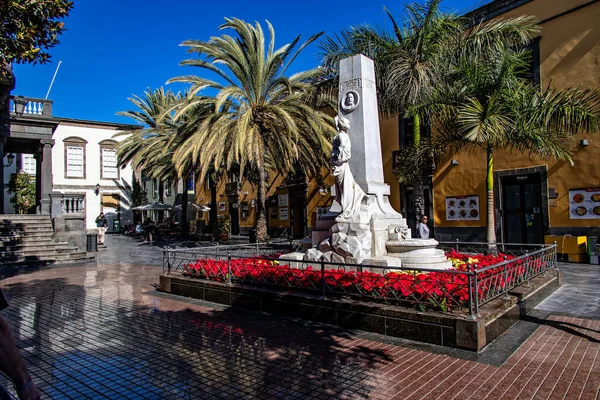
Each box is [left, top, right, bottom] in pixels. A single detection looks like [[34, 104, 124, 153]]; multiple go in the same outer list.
[[163, 241, 557, 316]]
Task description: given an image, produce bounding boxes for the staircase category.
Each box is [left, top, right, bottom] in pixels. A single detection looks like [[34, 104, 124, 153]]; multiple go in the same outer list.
[[0, 215, 93, 267]]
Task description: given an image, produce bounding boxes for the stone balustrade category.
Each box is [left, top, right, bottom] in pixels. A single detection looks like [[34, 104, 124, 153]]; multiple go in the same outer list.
[[10, 96, 53, 117]]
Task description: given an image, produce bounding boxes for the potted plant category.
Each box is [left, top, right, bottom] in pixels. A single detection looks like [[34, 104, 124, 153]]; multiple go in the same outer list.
[[218, 218, 231, 242]]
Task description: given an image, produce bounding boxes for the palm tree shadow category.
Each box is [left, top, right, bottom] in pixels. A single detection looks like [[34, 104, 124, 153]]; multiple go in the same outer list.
[[1, 277, 393, 398], [523, 315, 600, 343], [110, 302, 394, 398]]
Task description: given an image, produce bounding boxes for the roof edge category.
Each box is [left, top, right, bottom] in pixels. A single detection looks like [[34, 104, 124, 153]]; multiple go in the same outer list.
[[464, 0, 533, 22], [55, 116, 140, 130]]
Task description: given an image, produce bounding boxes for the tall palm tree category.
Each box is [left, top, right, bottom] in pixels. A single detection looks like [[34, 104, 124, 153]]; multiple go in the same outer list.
[[169, 18, 335, 241], [320, 1, 540, 231], [115, 88, 195, 236], [408, 43, 600, 249]]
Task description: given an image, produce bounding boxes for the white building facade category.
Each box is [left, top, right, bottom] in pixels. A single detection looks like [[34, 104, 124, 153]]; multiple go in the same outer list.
[[2, 118, 137, 232]]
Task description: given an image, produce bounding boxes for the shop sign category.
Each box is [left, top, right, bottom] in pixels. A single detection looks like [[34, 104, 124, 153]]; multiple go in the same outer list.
[[279, 207, 288, 220], [278, 194, 289, 207], [569, 187, 600, 219], [446, 195, 480, 220]]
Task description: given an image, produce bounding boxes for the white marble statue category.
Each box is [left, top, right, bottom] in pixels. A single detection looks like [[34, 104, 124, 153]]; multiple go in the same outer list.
[[332, 116, 365, 220]]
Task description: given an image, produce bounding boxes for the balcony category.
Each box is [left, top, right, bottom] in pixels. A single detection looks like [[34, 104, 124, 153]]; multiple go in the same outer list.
[[10, 96, 53, 117]]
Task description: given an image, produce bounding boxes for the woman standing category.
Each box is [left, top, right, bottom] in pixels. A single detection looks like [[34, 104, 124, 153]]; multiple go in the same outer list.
[[417, 215, 430, 239]]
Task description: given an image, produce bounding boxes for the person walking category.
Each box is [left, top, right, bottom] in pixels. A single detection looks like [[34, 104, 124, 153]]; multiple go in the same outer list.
[[416, 215, 430, 239], [95, 212, 108, 245], [0, 288, 41, 400]]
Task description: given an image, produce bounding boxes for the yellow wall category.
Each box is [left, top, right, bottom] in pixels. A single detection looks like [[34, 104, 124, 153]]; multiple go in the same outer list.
[[380, 0, 600, 230]]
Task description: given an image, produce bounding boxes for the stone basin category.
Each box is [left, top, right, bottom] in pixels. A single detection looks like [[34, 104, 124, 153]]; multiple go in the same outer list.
[[386, 239, 452, 270]]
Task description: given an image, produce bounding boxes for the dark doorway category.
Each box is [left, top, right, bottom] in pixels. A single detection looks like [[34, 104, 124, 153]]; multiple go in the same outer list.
[[229, 202, 240, 235], [501, 173, 544, 244], [289, 188, 307, 239]]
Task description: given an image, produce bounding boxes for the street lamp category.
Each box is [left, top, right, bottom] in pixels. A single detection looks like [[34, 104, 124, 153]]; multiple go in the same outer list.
[[3, 153, 15, 167], [94, 183, 100, 195], [13, 96, 27, 116]]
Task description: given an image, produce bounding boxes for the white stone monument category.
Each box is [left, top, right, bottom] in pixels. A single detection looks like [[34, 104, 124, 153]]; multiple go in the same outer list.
[[293, 54, 451, 270]]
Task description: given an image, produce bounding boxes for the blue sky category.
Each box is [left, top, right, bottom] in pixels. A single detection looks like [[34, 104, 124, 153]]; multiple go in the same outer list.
[[12, 0, 490, 125]]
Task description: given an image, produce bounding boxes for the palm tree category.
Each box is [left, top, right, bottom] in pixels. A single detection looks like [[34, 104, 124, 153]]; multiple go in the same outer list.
[[115, 88, 194, 236], [169, 18, 335, 241], [320, 1, 540, 232], [408, 42, 600, 248]]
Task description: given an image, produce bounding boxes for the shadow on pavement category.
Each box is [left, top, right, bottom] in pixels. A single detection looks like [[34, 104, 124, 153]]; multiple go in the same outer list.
[[0, 276, 393, 399]]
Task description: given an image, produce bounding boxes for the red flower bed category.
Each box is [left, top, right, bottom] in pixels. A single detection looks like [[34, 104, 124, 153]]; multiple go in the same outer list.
[[181, 250, 547, 313]]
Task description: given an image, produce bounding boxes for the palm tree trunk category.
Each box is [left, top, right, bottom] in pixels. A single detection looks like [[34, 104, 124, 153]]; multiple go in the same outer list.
[[256, 164, 268, 242], [486, 144, 497, 253], [181, 175, 189, 239], [158, 180, 164, 223], [412, 113, 425, 231], [209, 174, 218, 240]]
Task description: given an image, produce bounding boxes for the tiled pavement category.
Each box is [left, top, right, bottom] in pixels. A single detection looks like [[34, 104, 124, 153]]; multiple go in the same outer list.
[[0, 235, 599, 399]]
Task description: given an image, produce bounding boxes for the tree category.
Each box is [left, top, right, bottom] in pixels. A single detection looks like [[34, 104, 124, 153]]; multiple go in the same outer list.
[[169, 18, 334, 241], [115, 88, 192, 236], [7, 171, 36, 214], [0, 0, 73, 69], [401, 25, 600, 248], [320, 1, 540, 231]]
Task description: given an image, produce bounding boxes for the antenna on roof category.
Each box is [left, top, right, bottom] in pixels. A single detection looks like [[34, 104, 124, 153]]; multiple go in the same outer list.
[[45, 60, 62, 99]]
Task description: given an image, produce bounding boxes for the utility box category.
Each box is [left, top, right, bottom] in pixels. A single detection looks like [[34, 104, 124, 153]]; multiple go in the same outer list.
[[545, 235, 588, 254]]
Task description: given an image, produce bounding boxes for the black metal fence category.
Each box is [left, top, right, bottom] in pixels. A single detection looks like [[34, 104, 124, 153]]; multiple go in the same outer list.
[[163, 241, 558, 316]]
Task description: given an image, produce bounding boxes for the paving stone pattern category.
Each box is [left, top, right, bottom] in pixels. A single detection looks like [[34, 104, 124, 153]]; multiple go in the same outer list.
[[0, 235, 598, 399]]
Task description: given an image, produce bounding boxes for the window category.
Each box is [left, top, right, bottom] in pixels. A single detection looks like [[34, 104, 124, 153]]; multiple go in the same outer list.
[[63, 137, 87, 179], [153, 178, 159, 199], [22, 154, 36, 176], [102, 148, 118, 179], [99, 140, 119, 180]]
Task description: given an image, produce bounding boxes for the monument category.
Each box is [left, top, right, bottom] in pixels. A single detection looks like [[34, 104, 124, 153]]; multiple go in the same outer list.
[[298, 54, 450, 269]]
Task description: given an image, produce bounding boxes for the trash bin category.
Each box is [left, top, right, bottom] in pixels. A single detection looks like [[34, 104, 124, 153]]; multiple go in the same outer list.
[[249, 228, 257, 243], [86, 233, 98, 252], [113, 220, 120, 233]]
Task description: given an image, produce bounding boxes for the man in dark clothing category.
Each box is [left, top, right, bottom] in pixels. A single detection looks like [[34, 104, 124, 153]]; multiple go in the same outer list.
[[95, 212, 108, 244], [0, 289, 41, 400]]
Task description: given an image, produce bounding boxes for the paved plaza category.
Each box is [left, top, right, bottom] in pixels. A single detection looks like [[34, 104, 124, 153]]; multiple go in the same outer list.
[[0, 235, 599, 399]]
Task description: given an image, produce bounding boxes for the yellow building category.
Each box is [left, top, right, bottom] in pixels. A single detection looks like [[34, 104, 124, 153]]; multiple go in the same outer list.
[[196, 0, 600, 243], [420, 0, 600, 243]]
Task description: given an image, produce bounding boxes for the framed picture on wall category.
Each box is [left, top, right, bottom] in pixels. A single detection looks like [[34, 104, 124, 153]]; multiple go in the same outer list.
[[217, 201, 226, 212]]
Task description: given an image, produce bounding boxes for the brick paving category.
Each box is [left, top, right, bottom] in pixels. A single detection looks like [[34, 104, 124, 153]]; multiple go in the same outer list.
[[0, 236, 598, 399]]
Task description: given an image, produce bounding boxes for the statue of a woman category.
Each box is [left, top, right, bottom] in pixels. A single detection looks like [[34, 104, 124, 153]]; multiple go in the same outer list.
[[332, 116, 365, 220]]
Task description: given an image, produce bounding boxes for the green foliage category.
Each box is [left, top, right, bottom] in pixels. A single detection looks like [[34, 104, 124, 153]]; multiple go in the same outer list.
[[0, 0, 73, 67], [169, 18, 335, 241], [7, 171, 36, 214]]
